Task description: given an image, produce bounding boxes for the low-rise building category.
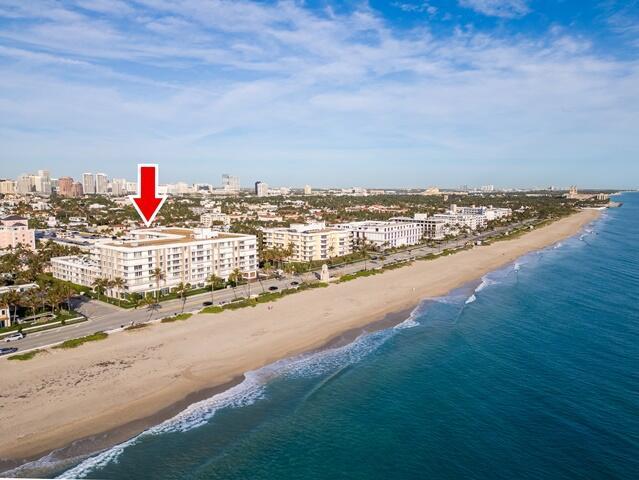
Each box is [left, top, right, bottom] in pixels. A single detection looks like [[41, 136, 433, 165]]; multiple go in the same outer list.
[[201, 209, 230, 227], [0, 215, 36, 251], [0, 283, 38, 327], [51, 228, 258, 298], [334, 221, 422, 250], [262, 223, 351, 262]]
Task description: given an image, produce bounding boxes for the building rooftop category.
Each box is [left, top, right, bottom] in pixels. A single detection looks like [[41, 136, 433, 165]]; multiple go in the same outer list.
[[104, 228, 251, 248]]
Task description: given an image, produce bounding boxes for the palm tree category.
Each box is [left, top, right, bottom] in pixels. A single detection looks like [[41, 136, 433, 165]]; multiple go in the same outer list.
[[112, 277, 126, 306], [128, 292, 143, 309], [227, 269, 242, 300], [92, 278, 108, 301], [206, 274, 224, 301], [258, 262, 273, 293], [22, 289, 40, 321], [60, 282, 75, 312], [46, 285, 66, 315], [1, 290, 22, 327], [174, 282, 191, 313], [143, 295, 160, 321], [150, 268, 165, 300], [360, 242, 371, 271]]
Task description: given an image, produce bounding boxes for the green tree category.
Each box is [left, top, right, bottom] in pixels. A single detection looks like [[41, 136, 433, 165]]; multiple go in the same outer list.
[[206, 274, 225, 301], [91, 278, 108, 301], [174, 282, 191, 313], [112, 277, 126, 306], [143, 295, 160, 321], [21, 289, 41, 320], [1, 290, 22, 327], [227, 269, 242, 300], [150, 268, 165, 300]]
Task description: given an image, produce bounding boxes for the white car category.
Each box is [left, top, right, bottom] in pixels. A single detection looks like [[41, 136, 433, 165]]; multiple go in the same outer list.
[[4, 332, 24, 342]]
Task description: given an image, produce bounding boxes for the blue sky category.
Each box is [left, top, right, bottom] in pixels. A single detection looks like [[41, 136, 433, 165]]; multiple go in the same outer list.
[[0, 0, 638, 188]]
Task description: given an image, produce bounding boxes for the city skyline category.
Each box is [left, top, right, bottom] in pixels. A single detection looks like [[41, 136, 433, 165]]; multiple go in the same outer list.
[[0, 168, 619, 192], [0, 0, 637, 188]]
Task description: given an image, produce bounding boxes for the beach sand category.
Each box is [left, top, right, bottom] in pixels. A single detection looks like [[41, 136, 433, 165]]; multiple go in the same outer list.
[[0, 209, 600, 471]]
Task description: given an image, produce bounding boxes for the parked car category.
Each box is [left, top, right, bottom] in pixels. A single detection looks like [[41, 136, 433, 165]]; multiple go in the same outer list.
[[268, 286, 279, 291], [291, 281, 300, 286], [202, 301, 213, 306], [4, 332, 24, 342], [0, 347, 18, 355]]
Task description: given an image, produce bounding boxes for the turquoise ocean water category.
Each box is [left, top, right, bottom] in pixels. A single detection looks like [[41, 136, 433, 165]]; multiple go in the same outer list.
[[23, 193, 639, 479]]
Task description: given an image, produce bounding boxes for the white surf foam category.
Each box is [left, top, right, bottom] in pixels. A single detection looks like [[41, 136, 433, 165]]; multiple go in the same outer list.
[[58, 376, 266, 478], [57, 305, 424, 478], [465, 294, 477, 304]]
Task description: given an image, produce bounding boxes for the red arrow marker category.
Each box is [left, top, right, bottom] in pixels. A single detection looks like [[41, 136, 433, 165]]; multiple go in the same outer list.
[[129, 164, 167, 227]]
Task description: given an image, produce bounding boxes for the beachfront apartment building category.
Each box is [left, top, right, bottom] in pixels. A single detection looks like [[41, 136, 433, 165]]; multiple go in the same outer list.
[[0, 215, 36, 251], [262, 223, 352, 262], [51, 228, 258, 298], [333, 221, 423, 250], [432, 212, 485, 231], [390, 214, 448, 240], [451, 204, 512, 221], [430, 204, 492, 232]]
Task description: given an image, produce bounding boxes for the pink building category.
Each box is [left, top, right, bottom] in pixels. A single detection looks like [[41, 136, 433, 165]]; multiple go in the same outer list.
[[0, 215, 36, 251]]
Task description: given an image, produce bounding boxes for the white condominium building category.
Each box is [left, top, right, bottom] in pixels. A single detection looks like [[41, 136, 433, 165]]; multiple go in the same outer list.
[[51, 228, 258, 298], [262, 223, 352, 262], [334, 221, 422, 250], [432, 212, 486, 231], [390, 214, 448, 240], [82, 173, 96, 194], [95, 173, 108, 194], [50, 255, 100, 287], [451, 204, 512, 221]]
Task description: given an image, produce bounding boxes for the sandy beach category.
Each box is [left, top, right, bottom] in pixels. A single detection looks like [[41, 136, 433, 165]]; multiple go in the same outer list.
[[0, 209, 600, 472]]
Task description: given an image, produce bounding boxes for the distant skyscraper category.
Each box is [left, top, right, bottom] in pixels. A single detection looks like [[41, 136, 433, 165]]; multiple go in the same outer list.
[[34, 173, 51, 195], [57, 177, 74, 197], [95, 173, 108, 194], [304, 185, 312, 195], [0, 179, 16, 195], [71, 182, 84, 198], [16, 174, 35, 194], [82, 173, 96, 194], [110, 178, 127, 196], [222, 174, 240, 193], [255, 181, 268, 197]]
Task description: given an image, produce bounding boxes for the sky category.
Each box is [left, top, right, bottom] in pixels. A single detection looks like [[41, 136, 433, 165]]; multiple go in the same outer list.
[[0, 0, 638, 189]]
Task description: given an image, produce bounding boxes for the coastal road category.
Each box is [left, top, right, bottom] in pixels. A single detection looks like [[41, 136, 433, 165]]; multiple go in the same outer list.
[[2, 219, 535, 356], [5, 274, 300, 354]]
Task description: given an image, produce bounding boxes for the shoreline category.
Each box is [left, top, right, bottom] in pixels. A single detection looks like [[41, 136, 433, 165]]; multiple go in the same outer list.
[[0, 209, 601, 474]]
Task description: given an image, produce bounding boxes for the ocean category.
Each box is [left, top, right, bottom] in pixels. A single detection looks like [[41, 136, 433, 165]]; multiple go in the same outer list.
[[29, 193, 639, 479]]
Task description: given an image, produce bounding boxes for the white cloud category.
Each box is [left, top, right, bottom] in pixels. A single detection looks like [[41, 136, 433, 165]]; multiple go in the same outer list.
[[458, 0, 530, 18], [0, 0, 637, 186], [393, 2, 438, 15]]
